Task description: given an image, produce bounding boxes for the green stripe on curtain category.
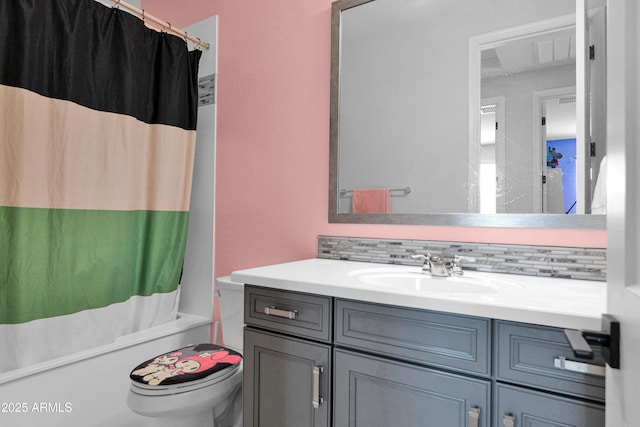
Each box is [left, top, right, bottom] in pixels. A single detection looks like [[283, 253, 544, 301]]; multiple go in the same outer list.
[[0, 206, 189, 324]]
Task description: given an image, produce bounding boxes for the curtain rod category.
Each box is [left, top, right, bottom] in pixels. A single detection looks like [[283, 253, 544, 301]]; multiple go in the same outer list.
[[111, 0, 210, 50]]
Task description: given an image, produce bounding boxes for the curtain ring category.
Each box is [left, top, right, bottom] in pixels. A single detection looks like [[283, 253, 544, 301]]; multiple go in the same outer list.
[[141, 9, 145, 22]]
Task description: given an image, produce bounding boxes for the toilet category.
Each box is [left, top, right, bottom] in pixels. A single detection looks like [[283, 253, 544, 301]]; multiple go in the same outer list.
[[127, 277, 245, 426]]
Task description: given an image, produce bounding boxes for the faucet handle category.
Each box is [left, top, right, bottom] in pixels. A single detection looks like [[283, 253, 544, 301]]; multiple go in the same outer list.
[[452, 255, 476, 276], [412, 253, 443, 262], [411, 254, 433, 273]]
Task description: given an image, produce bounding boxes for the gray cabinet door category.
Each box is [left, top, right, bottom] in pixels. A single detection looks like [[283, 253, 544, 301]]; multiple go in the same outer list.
[[334, 349, 490, 427], [495, 383, 605, 427], [243, 328, 331, 427]]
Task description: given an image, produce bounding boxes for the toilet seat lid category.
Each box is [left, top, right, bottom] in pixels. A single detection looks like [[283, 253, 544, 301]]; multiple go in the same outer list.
[[129, 343, 242, 387]]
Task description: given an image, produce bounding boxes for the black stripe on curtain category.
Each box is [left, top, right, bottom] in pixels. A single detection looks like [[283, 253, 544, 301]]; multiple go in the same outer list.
[[0, 0, 201, 130]]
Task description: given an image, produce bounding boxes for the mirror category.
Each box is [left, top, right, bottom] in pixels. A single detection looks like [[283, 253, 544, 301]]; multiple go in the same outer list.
[[329, 0, 606, 228]]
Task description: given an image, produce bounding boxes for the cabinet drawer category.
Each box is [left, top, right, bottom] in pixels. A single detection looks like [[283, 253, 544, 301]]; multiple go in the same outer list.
[[495, 320, 606, 402], [334, 299, 491, 376], [244, 285, 332, 342]]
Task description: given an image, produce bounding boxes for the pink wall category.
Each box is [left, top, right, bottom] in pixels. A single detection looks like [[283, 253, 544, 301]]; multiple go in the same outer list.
[[143, 0, 606, 279]]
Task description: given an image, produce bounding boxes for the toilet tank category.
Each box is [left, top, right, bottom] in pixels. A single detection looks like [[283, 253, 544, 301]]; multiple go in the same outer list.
[[216, 276, 245, 352]]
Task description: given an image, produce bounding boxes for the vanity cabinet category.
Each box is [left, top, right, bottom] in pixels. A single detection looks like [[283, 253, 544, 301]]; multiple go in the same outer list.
[[243, 285, 605, 427]]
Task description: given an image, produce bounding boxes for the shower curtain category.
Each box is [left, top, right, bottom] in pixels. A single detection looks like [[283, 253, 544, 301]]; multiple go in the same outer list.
[[0, 0, 201, 372]]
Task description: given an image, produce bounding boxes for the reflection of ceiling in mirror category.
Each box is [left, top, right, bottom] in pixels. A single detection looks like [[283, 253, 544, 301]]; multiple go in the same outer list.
[[481, 28, 576, 78]]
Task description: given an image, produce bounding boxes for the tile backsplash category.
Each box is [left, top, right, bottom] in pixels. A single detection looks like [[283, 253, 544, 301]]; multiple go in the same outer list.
[[317, 236, 606, 282]]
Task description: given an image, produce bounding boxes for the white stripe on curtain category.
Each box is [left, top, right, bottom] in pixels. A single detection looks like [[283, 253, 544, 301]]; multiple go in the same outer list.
[[0, 290, 180, 372]]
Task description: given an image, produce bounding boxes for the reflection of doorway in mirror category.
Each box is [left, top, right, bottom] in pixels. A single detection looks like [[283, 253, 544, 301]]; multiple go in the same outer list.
[[546, 138, 577, 214], [472, 14, 579, 215], [539, 94, 577, 214]]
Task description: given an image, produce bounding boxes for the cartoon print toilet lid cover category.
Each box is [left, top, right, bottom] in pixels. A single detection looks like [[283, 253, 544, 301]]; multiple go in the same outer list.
[[129, 343, 243, 386]]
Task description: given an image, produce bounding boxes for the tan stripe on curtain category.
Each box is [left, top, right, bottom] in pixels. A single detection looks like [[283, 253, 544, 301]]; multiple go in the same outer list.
[[0, 85, 196, 212]]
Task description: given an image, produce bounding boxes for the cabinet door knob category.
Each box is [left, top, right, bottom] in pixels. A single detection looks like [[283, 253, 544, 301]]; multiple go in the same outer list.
[[312, 366, 324, 409], [468, 405, 480, 427], [264, 306, 298, 319], [503, 412, 515, 427]]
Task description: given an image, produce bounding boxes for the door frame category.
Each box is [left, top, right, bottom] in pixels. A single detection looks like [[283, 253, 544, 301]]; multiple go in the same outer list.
[[606, 0, 640, 425]]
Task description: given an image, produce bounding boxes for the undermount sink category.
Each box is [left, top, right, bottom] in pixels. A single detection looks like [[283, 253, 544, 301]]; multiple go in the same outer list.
[[349, 268, 525, 294]]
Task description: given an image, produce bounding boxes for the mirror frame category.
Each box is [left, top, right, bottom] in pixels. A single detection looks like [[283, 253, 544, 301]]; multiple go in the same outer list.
[[329, 0, 605, 229]]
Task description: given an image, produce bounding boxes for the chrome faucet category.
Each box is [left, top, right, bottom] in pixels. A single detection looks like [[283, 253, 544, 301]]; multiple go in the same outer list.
[[411, 254, 476, 277]]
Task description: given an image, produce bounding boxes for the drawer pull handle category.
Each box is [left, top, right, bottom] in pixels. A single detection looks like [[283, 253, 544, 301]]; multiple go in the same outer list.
[[312, 366, 324, 409], [554, 356, 605, 377], [468, 405, 480, 427], [264, 306, 298, 319], [503, 412, 515, 427]]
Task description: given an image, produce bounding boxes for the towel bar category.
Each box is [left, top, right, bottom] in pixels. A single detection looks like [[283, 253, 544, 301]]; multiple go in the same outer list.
[[340, 187, 411, 197]]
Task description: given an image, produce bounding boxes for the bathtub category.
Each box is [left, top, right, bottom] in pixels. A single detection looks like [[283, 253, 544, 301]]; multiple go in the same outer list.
[[0, 313, 211, 427]]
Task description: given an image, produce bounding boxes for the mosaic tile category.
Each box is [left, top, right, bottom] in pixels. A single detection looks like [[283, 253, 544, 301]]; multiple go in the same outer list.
[[317, 236, 606, 282]]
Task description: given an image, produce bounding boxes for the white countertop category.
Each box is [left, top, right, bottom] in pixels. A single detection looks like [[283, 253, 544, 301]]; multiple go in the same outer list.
[[231, 258, 606, 331]]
